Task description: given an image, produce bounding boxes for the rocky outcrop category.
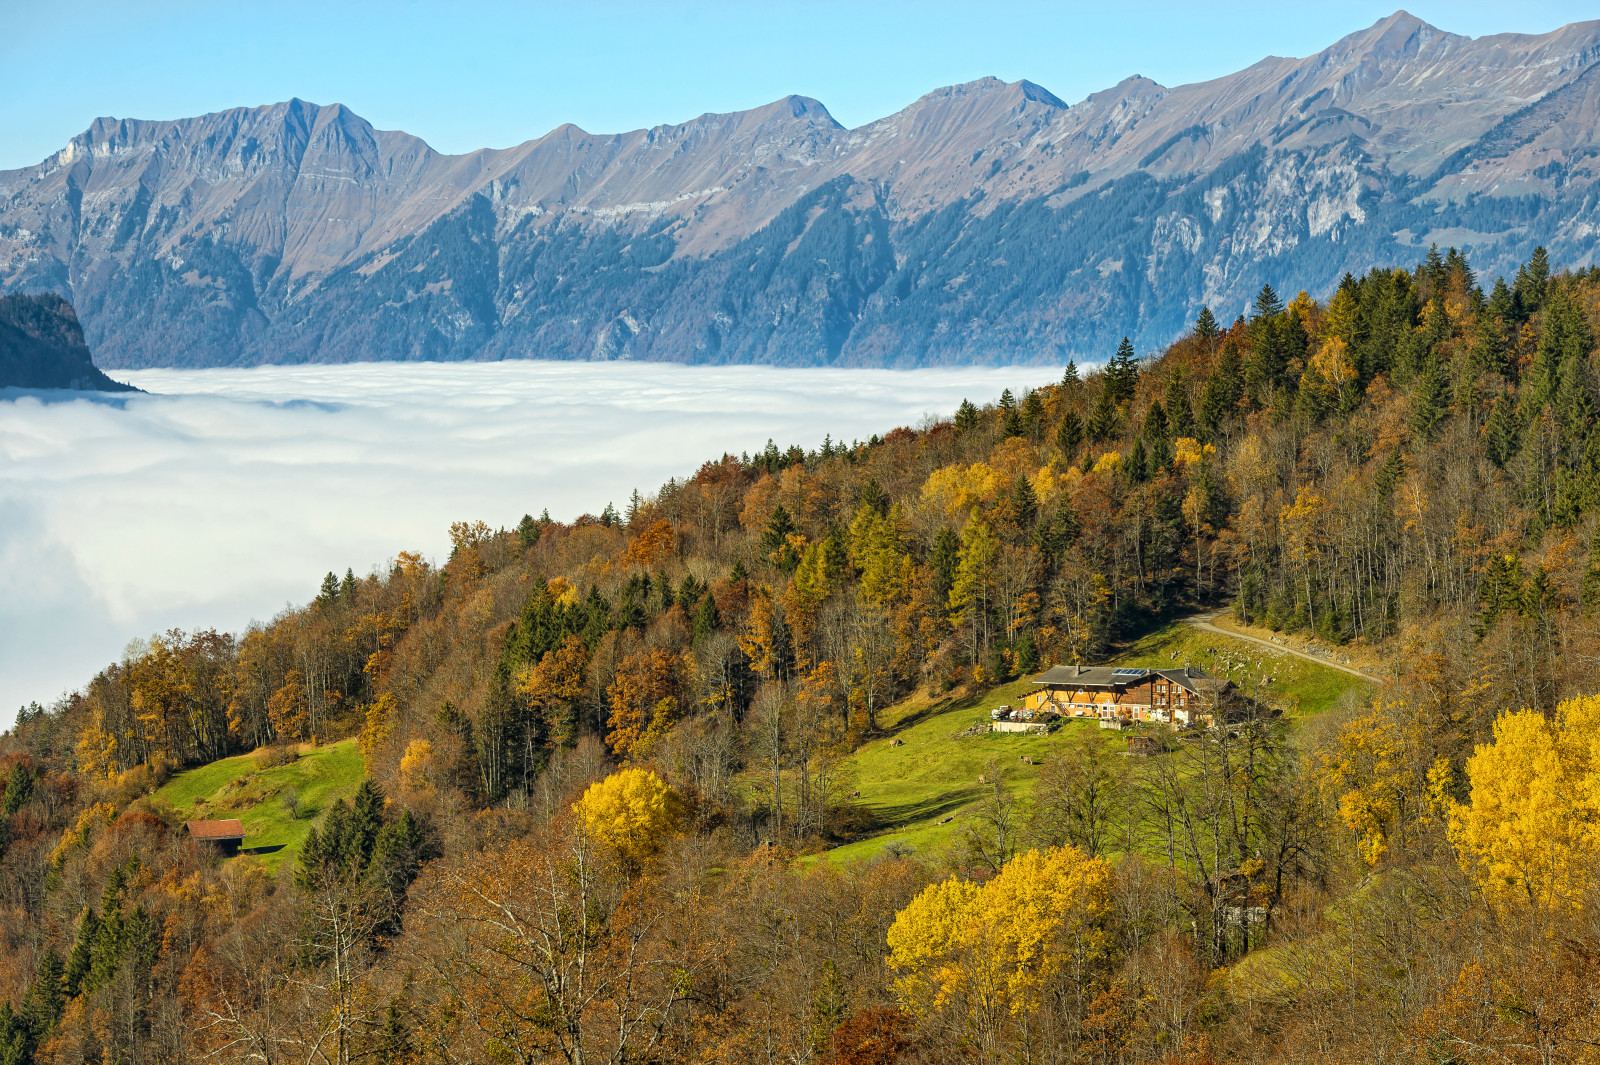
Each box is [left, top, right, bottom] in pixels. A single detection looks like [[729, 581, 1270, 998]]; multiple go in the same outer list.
[[0, 294, 134, 391], [1, 12, 1598, 367]]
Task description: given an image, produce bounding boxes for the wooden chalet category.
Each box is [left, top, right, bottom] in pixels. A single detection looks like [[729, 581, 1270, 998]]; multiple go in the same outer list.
[[185, 818, 245, 856], [1021, 664, 1232, 727]]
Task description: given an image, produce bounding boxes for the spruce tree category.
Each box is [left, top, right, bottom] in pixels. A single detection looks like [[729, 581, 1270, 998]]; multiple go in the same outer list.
[[1054, 409, 1084, 461], [517, 513, 540, 550], [2, 764, 31, 817], [1198, 340, 1243, 439], [316, 571, 340, 608], [1061, 360, 1080, 386], [1009, 476, 1039, 529], [930, 528, 960, 601], [1085, 391, 1117, 443], [1165, 371, 1195, 437], [1125, 439, 1150, 484], [1485, 393, 1522, 468], [1104, 338, 1139, 405], [1194, 305, 1219, 348], [1141, 401, 1169, 442], [692, 593, 721, 643], [954, 399, 980, 432], [1252, 283, 1284, 321], [1409, 358, 1448, 442], [62, 908, 96, 998], [1513, 245, 1550, 314]]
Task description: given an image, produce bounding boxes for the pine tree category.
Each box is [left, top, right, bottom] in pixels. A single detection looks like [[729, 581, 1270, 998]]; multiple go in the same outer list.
[[1125, 439, 1150, 484], [1032, 503, 1081, 571], [1513, 245, 1550, 314], [1009, 476, 1039, 529], [24, 950, 64, 1036], [1194, 305, 1219, 347], [931, 527, 960, 602], [1104, 338, 1139, 405], [1061, 360, 1080, 386], [1197, 339, 1243, 439], [62, 908, 96, 998], [1252, 283, 1284, 321], [600, 502, 619, 527], [1165, 371, 1195, 437], [316, 571, 340, 608], [760, 506, 800, 572], [2, 764, 32, 817], [692, 593, 721, 643], [1085, 391, 1117, 442], [954, 399, 980, 432], [1020, 389, 1044, 435], [1054, 409, 1084, 461], [1409, 358, 1448, 442], [1485, 392, 1522, 467], [516, 514, 540, 550], [859, 478, 890, 517], [1141, 401, 1169, 442]]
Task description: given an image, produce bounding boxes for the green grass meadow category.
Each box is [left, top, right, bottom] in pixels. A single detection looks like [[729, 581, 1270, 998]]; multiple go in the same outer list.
[[822, 619, 1372, 865], [153, 739, 366, 869]]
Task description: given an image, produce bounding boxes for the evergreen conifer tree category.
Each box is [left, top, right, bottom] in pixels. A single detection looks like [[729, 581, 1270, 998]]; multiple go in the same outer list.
[[954, 399, 980, 432], [1165, 371, 1195, 436], [1085, 391, 1117, 442], [1054, 409, 1083, 461], [1104, 338, 1139, 405], [930, 528, 960, 601], [1125, 439, 1150, 483], [692, 594, 721, 644], [1409, 358, 1449, 442], [1061, 360, 1079, 386]]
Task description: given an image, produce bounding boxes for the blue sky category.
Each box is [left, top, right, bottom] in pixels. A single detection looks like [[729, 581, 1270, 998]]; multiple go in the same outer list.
[[2, 1, 1595, 170]]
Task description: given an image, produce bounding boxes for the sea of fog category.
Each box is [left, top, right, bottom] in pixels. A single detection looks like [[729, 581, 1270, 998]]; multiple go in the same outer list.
[[1, 360, 1058, 726]]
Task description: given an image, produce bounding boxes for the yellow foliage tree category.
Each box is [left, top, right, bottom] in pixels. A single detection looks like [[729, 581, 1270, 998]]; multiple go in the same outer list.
[[573, 768, 686, 863], [1450, 694, 1600, 910], [886, 846, 1113, 1052]]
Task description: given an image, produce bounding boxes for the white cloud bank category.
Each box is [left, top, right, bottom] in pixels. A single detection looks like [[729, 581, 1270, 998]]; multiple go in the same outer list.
[[1, 360, 1055, 725]]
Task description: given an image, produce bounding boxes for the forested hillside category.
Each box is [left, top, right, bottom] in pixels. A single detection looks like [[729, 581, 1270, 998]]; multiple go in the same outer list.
[[5, 245, 1600, 1062]]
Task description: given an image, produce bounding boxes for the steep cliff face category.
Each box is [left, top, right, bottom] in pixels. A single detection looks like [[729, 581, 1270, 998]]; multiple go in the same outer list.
[[0, 294, 134, 390], [2, 12, 1598, 368]]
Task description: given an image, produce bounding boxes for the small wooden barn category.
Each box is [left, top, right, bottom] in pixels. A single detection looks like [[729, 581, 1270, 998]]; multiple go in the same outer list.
[[184, 818, 245, 856]]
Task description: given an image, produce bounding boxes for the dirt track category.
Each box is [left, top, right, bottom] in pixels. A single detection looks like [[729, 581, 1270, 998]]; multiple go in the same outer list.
[[1183, 613, 1387, 685]]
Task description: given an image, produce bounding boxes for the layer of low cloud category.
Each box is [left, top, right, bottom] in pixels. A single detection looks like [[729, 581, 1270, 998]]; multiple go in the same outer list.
[[1, 360, 1054, 726]]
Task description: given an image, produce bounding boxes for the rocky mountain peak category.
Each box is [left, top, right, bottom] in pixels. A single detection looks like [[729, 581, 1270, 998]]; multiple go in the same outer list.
[[2, 15, 1599, 369]]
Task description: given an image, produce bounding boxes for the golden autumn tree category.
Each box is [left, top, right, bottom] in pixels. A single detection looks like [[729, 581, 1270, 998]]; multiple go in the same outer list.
[[1450, 693, 1600, 910], [886, 846, 1114, 1057], [573, 768, 686, 863]]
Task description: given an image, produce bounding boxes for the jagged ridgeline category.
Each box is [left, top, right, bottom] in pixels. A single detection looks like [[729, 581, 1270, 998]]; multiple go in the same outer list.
[[7, 245, 1600, 1062], [8, 13, 1600, 369]]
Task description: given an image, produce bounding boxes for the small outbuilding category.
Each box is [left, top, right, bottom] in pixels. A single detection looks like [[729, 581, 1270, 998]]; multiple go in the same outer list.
[[185, 818, 246, 856]]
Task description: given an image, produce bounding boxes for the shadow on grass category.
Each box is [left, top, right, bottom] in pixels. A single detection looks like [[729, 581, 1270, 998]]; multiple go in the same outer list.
[[238, 844, 285, 857], [869, 792, 976, 831]]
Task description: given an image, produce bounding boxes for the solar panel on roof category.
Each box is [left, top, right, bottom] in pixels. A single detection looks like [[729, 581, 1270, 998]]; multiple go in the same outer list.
[[1112, 668, 1147, 676]]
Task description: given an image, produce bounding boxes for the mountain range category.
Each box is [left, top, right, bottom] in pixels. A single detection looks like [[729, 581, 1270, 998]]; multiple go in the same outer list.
[[2, 11, 1598, 369]]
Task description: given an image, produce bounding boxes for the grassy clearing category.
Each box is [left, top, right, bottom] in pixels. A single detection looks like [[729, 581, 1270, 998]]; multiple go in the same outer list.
[[152, 740, 366, 869], [1117, 618, 1369, 719], [823, 618, 1372, 865]]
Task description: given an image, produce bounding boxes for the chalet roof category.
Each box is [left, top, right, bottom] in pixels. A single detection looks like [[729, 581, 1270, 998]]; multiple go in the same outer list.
[[1154, 667, 1229, 694], [185, 819, 245, 841], [1029, 664, 1152, 689]]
